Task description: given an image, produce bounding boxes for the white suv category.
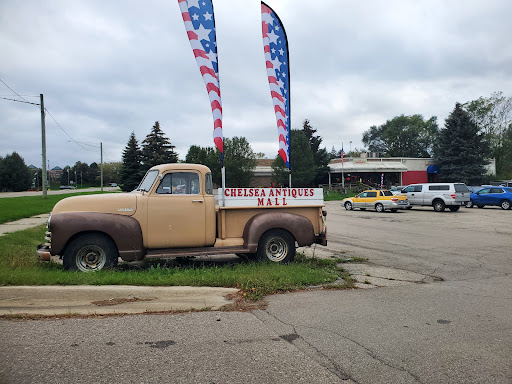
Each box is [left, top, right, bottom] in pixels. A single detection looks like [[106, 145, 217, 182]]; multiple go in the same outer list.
[[399, 183, 470, 212]]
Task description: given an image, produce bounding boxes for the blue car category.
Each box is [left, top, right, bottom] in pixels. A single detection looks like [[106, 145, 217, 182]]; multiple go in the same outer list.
[[466, 187, 512, 210]]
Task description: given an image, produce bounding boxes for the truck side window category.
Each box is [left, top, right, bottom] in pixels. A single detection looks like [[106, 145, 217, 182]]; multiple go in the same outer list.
[[414, 185, 422, 192], [403, 186, 414, 193]]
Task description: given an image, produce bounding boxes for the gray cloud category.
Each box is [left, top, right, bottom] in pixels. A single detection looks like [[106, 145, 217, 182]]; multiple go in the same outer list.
[[1, 0, 511, 169]]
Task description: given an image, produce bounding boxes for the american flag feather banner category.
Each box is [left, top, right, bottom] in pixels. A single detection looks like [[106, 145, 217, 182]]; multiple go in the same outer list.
[[261, 1, 290, 169], [178, 0, 223, 157]]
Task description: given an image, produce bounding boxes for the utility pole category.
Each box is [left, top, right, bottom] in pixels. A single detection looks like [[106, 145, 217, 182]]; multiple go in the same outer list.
[[100, 142, 103, 192], [40, 94, 47, 199]]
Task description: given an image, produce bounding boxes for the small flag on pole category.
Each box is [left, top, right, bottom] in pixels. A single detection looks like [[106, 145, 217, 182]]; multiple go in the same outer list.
[[341, 145, 345, 163]]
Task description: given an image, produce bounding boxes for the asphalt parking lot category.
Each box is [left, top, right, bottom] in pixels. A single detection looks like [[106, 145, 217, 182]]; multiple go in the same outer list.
[[323, 201, 511, 282], [1, 201, 510, 383]]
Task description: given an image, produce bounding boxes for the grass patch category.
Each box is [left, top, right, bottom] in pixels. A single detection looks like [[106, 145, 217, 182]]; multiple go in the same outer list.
[[0, 192, 111, 224], [323, 190, 355, 201], [0, 226, 353, 300]]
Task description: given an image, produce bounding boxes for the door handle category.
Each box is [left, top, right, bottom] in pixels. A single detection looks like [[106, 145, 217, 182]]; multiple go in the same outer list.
[[192, 200, 203, 203]]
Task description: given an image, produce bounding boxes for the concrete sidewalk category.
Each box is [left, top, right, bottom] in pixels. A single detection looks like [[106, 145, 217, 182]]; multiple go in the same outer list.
[[0, 285, 238, 316], [0, 214, 49, 236]]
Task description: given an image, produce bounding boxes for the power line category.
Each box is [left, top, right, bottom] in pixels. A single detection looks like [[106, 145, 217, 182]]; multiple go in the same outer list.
[[44, 108, 91, 151], [0, 96, 40, 106], [0, 78, 31, 104]]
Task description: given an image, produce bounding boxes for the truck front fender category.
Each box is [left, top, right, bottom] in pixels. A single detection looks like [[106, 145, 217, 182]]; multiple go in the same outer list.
[[243, 212, 315, 253], [50, 212, 145, 261]]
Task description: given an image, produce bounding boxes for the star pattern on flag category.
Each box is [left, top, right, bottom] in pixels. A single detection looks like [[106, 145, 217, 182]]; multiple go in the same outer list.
[[187, 0, 219, 76]]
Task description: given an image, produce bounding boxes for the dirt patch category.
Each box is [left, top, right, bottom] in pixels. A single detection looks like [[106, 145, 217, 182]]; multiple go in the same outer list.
[[91, 297, 154, 306]]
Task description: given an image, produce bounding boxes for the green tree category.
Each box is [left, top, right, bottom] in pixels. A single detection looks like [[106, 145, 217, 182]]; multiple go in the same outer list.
[[434, 103, 491, 184], [72, 161, 89, 187], [272, 130, 315, 187], [141, 121, 178, 170], [120, 132, 144, 192], [0, 152, 32, 192], [362, 114, 439, 157], [224, 137, 257, 187], [463, 92, 512, 178], [103, 162, 122, 184], [302, 119, 330, 185], [184, 138, 257, 187], [185, 145, 220, 183], [88, 162, 99, 185]]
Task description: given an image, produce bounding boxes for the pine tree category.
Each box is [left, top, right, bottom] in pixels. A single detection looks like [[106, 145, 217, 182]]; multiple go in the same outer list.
[[272, 130, 316, 187], [302, 119, 330, 185], [141, 121, 178, 169], [435, 103, 491, 185], [120, 132, 144, 192]]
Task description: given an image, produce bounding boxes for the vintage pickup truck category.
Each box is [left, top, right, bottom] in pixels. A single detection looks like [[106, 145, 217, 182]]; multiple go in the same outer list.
[[37, 163, 327, 271]]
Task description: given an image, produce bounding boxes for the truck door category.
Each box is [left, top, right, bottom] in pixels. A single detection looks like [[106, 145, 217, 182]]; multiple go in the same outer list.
[[147, 171, 206, 248], [402, 185, 422, 204]]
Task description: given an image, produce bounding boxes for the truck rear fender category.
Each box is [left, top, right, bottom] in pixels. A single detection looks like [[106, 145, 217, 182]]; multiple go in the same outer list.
[[243, 212, 315, 253], [50, 212, 145, 261]]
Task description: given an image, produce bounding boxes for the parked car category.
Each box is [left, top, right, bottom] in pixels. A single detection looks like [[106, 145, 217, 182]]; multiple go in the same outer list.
[[59, 185, 77, 190], [465, 187, 512, 210], [109, 183, 118, 187], [342, 190, 409, 212], [399, 183, 470, 212], [390, 186, 406, 195]]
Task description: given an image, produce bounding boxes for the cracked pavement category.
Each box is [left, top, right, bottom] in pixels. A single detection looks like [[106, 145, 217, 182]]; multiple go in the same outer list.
[[1, 202, 511, 383]]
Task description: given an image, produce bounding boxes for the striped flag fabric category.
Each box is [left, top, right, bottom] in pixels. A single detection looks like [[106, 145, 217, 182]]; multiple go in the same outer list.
[[178, 0, 223, 157], [261, 1, 290, 169], [341, 145, 345, 162]]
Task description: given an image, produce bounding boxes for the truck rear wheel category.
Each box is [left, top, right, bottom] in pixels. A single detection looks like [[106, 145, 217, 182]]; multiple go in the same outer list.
[[433, 200, 445, 212], [257, 229, 295, 263], [63, 233, 119, 272]]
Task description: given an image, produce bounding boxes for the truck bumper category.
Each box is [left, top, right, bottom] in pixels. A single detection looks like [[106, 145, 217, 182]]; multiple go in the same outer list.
[[315, 232, 327, 246], [37, 244, 52, 262]]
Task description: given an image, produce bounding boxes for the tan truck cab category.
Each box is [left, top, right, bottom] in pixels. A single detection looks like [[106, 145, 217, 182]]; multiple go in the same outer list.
[[38, 163, 327, 271]]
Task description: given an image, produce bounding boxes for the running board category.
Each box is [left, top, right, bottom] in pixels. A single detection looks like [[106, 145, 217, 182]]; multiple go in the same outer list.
[[146, 246, 250, 259]]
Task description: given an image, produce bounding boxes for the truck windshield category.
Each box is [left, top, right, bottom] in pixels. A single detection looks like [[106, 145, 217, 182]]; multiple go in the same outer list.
[[137, 170, 159, 192]]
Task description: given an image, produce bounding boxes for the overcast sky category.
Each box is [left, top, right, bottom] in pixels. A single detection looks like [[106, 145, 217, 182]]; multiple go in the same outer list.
[[1, 0, 511, 169]]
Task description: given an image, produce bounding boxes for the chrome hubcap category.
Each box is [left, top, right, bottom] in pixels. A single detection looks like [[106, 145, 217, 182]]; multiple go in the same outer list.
[[266, 238, 288, 262], [76, 245, 106, 272]]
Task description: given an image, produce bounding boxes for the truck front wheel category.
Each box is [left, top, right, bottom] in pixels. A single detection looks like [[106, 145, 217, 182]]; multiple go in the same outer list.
[[257, 229, 295, 263], [63, 233, 119, 272]]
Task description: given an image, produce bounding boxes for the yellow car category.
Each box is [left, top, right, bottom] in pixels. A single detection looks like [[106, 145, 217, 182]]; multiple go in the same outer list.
[[342, 190, 409, 212]]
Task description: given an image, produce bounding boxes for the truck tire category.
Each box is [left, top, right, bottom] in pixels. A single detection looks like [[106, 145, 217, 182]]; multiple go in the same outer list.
[[63, 233, 119, 272], [257, 229, 295, 263], [500, 200, 511, 210], [465, 201, 473, 208], [433, 200, 445, 212], [344, 202, 353, 210], [375, 203, 384, 213], [448, 206, 460, 212]]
